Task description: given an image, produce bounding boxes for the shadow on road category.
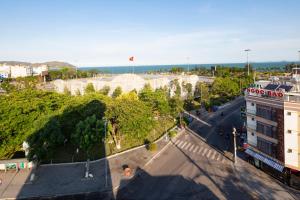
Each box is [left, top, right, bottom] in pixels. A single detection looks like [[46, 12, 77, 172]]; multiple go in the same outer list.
[[116, 167, 219, 200]]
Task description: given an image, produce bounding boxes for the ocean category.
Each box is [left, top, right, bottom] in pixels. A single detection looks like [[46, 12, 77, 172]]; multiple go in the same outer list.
[[79, 61, 296, 74]]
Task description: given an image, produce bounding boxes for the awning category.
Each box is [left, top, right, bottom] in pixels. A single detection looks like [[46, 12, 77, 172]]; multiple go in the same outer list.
[[245, 148, 284, 172]]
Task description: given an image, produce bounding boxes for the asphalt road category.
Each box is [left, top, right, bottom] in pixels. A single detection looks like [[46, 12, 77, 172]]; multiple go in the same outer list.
[[188, 97, 245, 154], [117, 98, 300, 200], [116, 131, 300, 200]]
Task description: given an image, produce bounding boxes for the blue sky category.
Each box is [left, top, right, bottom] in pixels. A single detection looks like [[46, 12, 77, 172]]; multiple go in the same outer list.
[[0, 0, 299, 66]]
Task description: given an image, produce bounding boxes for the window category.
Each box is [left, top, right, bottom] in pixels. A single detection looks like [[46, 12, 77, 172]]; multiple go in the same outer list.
[[251, 132, 254, 136], [257, 137, 277, 157], [287, 112, 291, 116], [288, 130, 292, 134], [252, 117, 255, 121], [251, 103, 254, 106], [256, 122, 277, 138], [256, 105, 276, 121], [288, 149, 292, 153]]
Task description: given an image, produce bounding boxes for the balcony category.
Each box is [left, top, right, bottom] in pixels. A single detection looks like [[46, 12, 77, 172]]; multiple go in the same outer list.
[[246, 112, 278, 127], [285, 94, 300, 103]]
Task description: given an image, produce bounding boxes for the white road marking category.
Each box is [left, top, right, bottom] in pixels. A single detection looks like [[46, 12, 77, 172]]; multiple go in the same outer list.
[[177, 141, 184, 147], [184, 143, 191, 150], [216, 154, 221, 161], [189, 144, 195, 151], [206, 150, 212, 158], [193, 146, 199, 153], [202, 148, 208, 156], [198, 146, 204, 154], [174, 139, 180, 145], [212, 151, 217, 159], [179, 141, 186, 148]]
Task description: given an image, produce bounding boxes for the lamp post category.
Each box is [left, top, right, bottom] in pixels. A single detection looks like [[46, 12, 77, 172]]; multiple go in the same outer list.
[[232, 127, 237, 164], [103, 118, 108, 188], [245, 49, 251, 76], [298, 50, 300, 64]]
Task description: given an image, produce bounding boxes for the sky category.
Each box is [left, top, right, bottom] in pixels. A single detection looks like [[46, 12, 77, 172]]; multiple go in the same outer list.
[[0, 0, 299, 67]]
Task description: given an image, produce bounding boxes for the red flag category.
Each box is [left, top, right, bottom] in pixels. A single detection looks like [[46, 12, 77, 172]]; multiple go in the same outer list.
[[129, 56, 134, 61]]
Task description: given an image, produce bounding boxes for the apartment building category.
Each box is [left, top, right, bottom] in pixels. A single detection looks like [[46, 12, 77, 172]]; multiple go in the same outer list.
[[245, 70, 300, 183], [0, 64, 48, 78]]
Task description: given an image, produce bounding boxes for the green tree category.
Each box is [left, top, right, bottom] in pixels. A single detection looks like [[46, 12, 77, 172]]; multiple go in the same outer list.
[[99, 85, 110, 95], [105, 94, 154, 149], [170, 79, 181, 97], [27, 116, 64, 161], [71, 115, 104, 158], [285, 63, 300, 73], [182, 82, 193, 100], [63, 86, 71, 95], [112, 86, 122, 98], [194, 82, 210, 104], [75, 89, 81, 96], [211, 77, 240, 99], [85, 83, 95, 94], [168, 96, 184, 124], [139, 84, 170, 116]]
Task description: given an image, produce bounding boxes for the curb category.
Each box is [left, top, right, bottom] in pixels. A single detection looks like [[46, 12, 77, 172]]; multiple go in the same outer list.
[[112, 129, 185, 192]]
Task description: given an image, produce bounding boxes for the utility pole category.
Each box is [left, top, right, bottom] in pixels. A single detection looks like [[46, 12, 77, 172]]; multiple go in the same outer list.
[[232, 127, 237, 164], [245, 49, 251, 76], [200, 83, 203, 107], [104, 119, 108, 187]]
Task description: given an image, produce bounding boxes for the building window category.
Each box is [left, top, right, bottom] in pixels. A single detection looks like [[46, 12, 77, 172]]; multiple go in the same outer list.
[[287, 112, 291, 116], [256, 122, 277, 138], [287, 130, 292, 134], [257, 137, 276, 157], [252, 117, 255, 121], [256, 105, 276, 121], [251, 103, 254, 106], [251, 132, 254, 136], [287, 149, 292, 153]]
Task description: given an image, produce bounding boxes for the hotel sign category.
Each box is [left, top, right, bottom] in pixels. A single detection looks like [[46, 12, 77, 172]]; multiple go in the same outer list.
[[247, 88, 284, 98]]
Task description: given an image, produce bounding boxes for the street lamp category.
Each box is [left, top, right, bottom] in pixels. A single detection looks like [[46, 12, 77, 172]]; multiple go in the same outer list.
[[298, 50, 300, 64], [103, 118, 108, 188], [245, 49, 251, 76], [232, 127, 237, 164]]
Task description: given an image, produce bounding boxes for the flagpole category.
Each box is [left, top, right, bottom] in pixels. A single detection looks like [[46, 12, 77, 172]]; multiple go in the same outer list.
[[129, 56, 134, 74]]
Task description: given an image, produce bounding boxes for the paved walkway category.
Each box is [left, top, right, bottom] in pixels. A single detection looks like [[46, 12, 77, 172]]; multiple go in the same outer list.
[[0, 130, 181, 199]]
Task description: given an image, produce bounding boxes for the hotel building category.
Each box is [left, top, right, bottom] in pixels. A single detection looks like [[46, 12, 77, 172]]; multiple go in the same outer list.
[[245, 69, 300, 184]]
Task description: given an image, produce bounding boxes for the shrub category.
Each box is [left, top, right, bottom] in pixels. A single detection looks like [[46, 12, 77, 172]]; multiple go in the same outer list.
[[148, 143, 157, 152], [168, 130, 177, 138]]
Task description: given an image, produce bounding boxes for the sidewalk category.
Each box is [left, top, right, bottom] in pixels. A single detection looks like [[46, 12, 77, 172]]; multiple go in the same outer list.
[[0, 129, 183, 199], [188, 96, 244, 121], [232, 156, 300, 199]]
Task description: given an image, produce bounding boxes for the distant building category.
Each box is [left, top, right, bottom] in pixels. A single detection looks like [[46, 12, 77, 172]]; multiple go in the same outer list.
[[0, 63, 48, 78], [245, 69, 300, 184]]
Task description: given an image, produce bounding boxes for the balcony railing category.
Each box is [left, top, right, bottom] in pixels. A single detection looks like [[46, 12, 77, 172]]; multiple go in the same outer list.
[[284, 94, 300, 103]]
